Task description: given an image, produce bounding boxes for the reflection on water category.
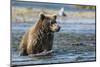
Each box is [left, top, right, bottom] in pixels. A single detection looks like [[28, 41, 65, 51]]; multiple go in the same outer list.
[[12, 19, 95, 34], [12, 51, 95, 65], [11, 18, 96, 66]]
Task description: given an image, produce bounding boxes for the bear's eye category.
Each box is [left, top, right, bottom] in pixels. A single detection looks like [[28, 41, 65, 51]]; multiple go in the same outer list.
[[51, 20, 56, 24]]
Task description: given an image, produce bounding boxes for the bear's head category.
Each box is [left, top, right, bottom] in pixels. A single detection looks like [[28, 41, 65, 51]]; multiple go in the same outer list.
[[39, 13, 60, 32]]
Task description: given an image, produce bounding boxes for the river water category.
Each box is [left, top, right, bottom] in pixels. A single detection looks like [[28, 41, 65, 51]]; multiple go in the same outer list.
[[11, 18, 96, 66], [11, 1, 96, 66]]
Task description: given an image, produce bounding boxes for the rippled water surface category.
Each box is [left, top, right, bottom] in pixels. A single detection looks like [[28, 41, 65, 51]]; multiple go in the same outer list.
[[11, 18, 96, 66]]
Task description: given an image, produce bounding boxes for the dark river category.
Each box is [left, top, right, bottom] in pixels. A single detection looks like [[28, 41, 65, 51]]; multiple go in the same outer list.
[[11, 1, 96, 66], [11, 18, 96, 66]]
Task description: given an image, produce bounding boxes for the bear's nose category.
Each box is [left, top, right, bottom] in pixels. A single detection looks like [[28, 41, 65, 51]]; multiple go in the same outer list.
[[56, 26, 60, 32]]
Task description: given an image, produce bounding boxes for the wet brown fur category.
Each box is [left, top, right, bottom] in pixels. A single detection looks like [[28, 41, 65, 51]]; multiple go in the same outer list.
[[19, 13, 60, 56]]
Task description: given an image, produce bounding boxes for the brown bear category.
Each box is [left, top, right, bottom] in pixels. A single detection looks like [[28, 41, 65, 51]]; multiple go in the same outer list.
[[19, 12, 60, 56]]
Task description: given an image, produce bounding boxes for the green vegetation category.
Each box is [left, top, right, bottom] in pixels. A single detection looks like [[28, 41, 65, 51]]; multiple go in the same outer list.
[[76, 5, 96, 10], [12, 6, 95, 23]]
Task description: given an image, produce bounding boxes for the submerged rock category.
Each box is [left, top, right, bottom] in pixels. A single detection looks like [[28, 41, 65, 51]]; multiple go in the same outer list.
[[71, 42, 85, 46]]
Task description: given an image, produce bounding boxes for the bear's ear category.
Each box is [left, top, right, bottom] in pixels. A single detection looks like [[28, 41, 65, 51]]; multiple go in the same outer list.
[[39, 12, 45, 20], [53, 14, 57, 19]]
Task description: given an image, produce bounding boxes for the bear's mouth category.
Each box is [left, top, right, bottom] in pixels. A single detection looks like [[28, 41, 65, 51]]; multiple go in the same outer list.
[[56, 26, 60, 32]]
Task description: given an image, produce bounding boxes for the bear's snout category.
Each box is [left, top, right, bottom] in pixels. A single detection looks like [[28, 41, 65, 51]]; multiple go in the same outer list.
[[56, 25, 60, 32], [50, 23, 60, 32]]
